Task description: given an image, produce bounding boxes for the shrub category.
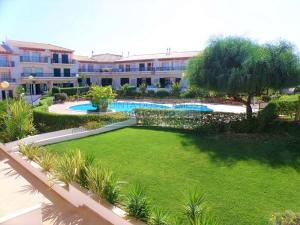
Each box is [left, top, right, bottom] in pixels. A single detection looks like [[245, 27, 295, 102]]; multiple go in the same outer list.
[[83, 121, 105, 130], [88, 85, 116, 111], [180, 87, 207, 98], [33, 111, 128, 132], [270, 211, 300, 225], [183, 190, 206, 225], [147, 90, 155, 97], [149, 208, 170, 225], [19, 143, 41, 161], [139, 83, 147, 96], [126, 183, 151, 222], [53, 150, 92, 187], [171, 82, 181, 97], [87, 164, 120, 204], [51, 87, 60, 95], [117, 84, 137, 97], [134, 108, 245, 133], [3, 100, 35, 141], [54, 93, 68, 103], [36, 151, 54, 172], [60, 86, 90, 96], [156, 89, 170, 98]]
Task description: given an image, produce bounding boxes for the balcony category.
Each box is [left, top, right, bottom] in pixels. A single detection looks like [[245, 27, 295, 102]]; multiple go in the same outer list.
[[20, 56, 48, 63], [51, 58, 74, 64], [21, 73, 77, 78], [0, 61, 15, 67], [78, 66, 186, 73], [0, 75, 16, 83]]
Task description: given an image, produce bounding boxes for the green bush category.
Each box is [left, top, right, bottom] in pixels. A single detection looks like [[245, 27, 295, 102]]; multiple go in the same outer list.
[[61, 86, 90, 96], [3, 100, 36, 141], [134, 108, 245, 133], [155, 89, 170, 98], [180, 87, 208, 98], [147, 90, 155, 97], [54, 93, 68, 102], [117, 84, 137, 97], [83, 121, 105, 130], [126, 183, 151, 222], [51, 87, 60, 95], [33, 110, 129, 132], [270, 211, 300, 225], [171, 82, 181, 97], [19, 143, 42, 161]]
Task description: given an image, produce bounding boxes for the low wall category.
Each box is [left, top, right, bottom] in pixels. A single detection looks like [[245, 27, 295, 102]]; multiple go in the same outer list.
[[6, 118, 136, 151], [0, 144, 140, 225], [0, 204, 42, 225]]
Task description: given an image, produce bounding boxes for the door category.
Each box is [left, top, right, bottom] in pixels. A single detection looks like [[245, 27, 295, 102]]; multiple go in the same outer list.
[[146, 78, 151, 86], [120, 78, 129, 86], [147, 63, 152, 71], [35, 84, 41, 95], [137, 78, 143, 87], [86, 78, 91, 86], [52, 53, 59, 63], [160, 78, 166, 88], [1, 90, 6, 99]]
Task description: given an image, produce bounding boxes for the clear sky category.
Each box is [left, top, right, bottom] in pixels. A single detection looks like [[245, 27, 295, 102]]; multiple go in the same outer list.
[[0, 0, 299, 56]]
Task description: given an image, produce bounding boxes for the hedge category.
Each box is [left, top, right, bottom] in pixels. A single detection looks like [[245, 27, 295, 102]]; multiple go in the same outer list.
[[33, 96, 129, 132], [33, 111, 129, 132], [134, 108, 246, 133], [52, 87, 90, 96]]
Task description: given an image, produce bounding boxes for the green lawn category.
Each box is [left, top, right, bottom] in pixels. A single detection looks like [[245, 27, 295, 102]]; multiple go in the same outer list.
[[46, 126, 300, 225]]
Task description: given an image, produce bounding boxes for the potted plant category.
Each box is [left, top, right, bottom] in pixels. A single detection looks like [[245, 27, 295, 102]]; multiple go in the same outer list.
[[88, 85, 116, 112]]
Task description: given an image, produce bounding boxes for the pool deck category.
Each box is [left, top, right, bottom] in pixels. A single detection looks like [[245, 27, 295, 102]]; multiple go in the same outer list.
[[49, 100, 259, 115]]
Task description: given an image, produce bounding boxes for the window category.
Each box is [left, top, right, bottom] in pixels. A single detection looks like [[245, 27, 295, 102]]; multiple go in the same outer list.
[[162, 62, 169, 70], [101, 78, 112, 86], [62, 54, 69, 64], [87, 64, 94, 72], [125, 64, 130, 72], [54, 68, 61, 77], [52, 53, 59, 63], [23, 67, 32, 75], [64, 68, 71, 77], [32, 52, 40, 62], [120, 78, 129, 86], [139, 63, 145, 71], [34, 68, 43, 76], [0, 55, 7, 66]]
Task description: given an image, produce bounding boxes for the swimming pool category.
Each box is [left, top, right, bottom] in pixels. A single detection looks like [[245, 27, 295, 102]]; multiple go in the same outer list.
[[69, 101, 213, 113]]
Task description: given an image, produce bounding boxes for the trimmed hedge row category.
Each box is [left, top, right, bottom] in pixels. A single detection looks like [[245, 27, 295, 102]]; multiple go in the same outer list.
[[134, 108, 246, 133], [52, 86, 90, 96], [33, 111, 129, 132]]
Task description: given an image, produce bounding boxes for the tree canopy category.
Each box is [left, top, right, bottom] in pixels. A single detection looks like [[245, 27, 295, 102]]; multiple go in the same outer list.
[[187, 36, 300, 117]]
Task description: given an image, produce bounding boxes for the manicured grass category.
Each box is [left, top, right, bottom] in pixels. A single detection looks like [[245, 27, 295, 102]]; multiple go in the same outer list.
[[46, 126, 300, 225]]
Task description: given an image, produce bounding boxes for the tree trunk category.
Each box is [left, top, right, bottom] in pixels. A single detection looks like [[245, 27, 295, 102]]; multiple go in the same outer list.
[[245, 95, 253, 119]]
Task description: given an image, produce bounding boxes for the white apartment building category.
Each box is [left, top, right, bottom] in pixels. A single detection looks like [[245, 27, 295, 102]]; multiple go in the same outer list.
[[0, 40, 200, 100]]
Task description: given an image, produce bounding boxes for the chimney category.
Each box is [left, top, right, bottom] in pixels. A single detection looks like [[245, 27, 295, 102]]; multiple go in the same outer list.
[[91, 50, 94, 57]]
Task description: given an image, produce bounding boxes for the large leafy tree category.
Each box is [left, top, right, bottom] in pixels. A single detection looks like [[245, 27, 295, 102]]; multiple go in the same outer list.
[[187, 37, 300, 118]]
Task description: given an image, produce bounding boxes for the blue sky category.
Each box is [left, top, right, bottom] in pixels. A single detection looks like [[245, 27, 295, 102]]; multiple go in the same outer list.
[[0, 0, 299, 56]]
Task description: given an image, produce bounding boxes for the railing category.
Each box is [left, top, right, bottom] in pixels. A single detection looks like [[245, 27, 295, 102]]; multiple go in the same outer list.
[[51, 58, 74, 64], [78, 66, 186, 73], [0, 61, 15, 67], [20, 56, 49, 63], [21, 73, 77, 78], [0, 76, 16, 82]]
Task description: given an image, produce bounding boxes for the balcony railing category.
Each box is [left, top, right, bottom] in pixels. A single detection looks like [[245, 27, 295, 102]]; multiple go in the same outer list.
[[21, 73, 77, 78], [0, 76, 16, 82], [0, 61, 15, 67], [51, 58, 74, 64], [20, 56, 49, 63], [78, 66, 186, 73]]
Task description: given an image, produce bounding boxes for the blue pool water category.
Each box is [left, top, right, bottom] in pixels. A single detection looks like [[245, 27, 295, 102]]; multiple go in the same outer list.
[[69, 101, 213, 113]]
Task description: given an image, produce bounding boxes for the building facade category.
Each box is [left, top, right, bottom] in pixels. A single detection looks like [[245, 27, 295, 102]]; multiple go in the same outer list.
[[0, 40, 200, 100]]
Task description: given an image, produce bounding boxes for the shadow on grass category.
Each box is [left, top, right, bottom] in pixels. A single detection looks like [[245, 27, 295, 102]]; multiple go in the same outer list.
[[131, 124, 300, 171]]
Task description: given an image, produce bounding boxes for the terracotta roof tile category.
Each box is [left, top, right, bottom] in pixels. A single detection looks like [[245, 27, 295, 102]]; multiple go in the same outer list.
[[91, 53, 122, 63], [7, 40, 73, 52], [0, 44, 11, 54], [116, 51, 200, 62]]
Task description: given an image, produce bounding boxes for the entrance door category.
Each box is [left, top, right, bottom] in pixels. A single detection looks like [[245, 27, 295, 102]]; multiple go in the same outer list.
[[137, 78, 143, 87], [35, 84, 41, 95], [1, 90, 6, 99], [160, 78, 166, 88]]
